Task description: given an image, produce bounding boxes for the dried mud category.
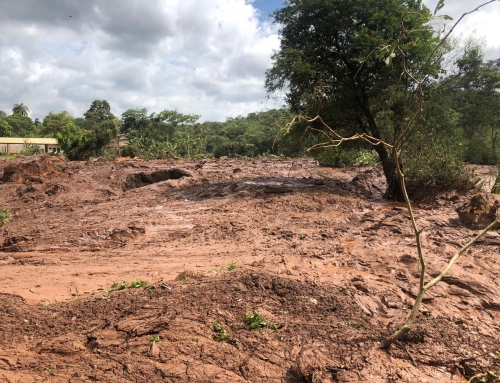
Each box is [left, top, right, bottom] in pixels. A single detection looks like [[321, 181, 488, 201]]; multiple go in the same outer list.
[[0, 155, 499, 383]]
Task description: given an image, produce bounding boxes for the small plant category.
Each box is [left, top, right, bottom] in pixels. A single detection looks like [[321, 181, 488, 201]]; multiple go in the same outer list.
[[129, 280, 147, 288], [149, 336, 161, 343], [0, 209, 9, 228], [44, 367, 53, 374], [245, 310, 277, 330], [468, 370, 500, 383], [20, 143, 44, 156], [192, 337, 199, 342], [40, 300, 50, 306], [212, 322, 229, 341], [340, 286, 352, 296], [96, 295, 110, 300], [176, 275, 189, 281], [338, 320, 364, 329], [227, 262, 237, 271], [111, 281, 128, 290]]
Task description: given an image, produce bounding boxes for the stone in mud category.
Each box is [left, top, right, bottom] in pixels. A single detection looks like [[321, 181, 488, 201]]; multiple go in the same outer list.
[[457, 193, 500, 229], [149, 342, 160, 358]]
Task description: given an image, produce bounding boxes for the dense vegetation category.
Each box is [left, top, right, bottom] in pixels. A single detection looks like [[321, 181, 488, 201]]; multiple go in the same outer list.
[[0, 1, 499, 195]]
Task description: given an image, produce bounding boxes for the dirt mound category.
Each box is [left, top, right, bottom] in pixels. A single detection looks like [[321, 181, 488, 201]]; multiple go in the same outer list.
[[1, 155, 68, 183], [0, 270, 498, 382], [457, 193, 500, 229]]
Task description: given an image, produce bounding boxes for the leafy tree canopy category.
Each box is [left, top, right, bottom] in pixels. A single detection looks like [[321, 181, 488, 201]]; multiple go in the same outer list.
[[40, 111, 75, 137], [266, 0, 441, 198], [57, 100, 121, 160], [121, 108, 149, 133], [0, 119, 13, 137], [3, 115, 35, 137], [84, 100, 116, 127]]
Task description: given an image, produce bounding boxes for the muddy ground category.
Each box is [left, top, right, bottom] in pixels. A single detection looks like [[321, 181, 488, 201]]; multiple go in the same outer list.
[[0, 155, 499, 383]]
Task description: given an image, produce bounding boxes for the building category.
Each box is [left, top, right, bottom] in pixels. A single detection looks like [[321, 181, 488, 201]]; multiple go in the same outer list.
[[0, 137, 62, 155], [107, 134, 130, 148]]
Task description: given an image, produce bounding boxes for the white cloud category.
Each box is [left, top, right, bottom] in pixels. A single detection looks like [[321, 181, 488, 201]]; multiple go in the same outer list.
[[0, 0, 280, 121], [423, 0, 500, 58]]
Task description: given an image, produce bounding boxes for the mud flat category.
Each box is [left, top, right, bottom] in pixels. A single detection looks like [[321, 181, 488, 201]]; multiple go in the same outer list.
[[0, 156, 498, 382]]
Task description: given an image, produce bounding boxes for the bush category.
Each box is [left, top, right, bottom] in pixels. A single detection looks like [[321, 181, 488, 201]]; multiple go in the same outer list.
[[464, 137, 497, 165], [101, 146, 121, 160], [0, 209, 9, 228], [121, 144, 139, 158], [403, 136, 473, 196], [20, 143, 44, 156], [313, 147, 380, 167]]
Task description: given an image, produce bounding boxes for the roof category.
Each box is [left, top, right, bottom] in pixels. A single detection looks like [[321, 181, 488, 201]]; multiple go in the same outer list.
[[0, 137, 59, 145]]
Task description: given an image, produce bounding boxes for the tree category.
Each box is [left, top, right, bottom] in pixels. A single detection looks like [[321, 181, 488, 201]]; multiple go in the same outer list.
[[84, 100, 116, 127], [126, 110, 200, 158], [58, 100, 121, 160], [266, 0, 440, 199], [4, 115, 35, 137], [12, 103, 30, 117], [0, 119, 13, 137], [121, 108, 149, 133], [271, 0, 500, 344], [57, 120, 121, 160], [452, 49, 500, 163], [41, 111, 75, 137]]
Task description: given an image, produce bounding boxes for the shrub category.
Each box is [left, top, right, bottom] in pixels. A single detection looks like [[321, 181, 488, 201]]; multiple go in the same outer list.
[[121, 143, 139, 158], [0, 209, 9, 228], [20, 143, 44, 156], [464, 137, 497, 165], [313, 147, 380, 167], [403, 135, 473, 196]]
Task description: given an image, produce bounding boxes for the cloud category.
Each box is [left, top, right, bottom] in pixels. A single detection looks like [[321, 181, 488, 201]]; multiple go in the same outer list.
[[0, 0, 280, 121], [423, 0, 500, 58]]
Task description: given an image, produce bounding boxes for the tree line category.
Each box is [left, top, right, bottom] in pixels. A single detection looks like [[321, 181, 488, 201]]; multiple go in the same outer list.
[[0, 100, 292, 160]]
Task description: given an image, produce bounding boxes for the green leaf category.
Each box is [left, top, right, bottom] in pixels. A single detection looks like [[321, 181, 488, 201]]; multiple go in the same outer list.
[[433, 0, 445, 15], [385, 53, 396, 66], [443, 15, 453, 20]]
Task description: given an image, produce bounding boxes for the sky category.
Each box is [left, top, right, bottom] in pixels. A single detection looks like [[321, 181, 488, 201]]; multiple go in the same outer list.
[[0, 0, 499, 123]]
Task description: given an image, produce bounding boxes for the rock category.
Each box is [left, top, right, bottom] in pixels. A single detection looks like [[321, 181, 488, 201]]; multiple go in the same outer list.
[[295, 348, 331, 383], [149, 342, 160, 358], [457, 193, 500, 229]]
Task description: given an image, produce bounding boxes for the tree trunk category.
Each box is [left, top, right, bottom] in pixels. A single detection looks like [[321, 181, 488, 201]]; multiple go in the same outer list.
[[372, 144, 405, 200]]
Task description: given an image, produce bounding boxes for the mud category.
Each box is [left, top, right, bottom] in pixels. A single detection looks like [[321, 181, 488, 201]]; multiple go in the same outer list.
[[0, 155, 499, 382]]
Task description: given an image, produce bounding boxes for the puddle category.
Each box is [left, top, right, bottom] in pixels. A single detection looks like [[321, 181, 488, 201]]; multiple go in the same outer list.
[[125, 168, 192, 190]]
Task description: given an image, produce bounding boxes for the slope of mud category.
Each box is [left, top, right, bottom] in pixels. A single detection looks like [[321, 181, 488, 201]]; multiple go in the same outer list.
[[0, 155, 499, 382]]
